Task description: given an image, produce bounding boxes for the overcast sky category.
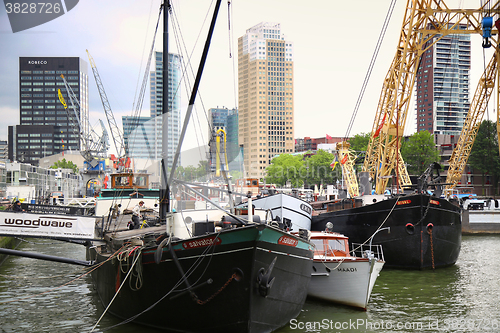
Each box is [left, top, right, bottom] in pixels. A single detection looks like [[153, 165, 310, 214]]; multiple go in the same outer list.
[[0, 0, 496, 156]]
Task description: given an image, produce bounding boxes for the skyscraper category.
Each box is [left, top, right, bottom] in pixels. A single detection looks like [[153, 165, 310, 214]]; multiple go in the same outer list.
[[122, 52, 181, 165], [415, 28, 471, 135], [12, 57, 88, 165], [238, 22, 294, 178]]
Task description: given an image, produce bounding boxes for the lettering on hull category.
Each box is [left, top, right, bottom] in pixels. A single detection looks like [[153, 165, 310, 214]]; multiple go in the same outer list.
[[278, 235, 298, 247]]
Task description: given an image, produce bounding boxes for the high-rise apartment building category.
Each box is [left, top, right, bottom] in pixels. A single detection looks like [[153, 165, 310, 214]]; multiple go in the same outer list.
[[10, 57, 88, 165], [238, 22, 294, 178], [415, 28, 470, 135], [122, 52, 181, 165]]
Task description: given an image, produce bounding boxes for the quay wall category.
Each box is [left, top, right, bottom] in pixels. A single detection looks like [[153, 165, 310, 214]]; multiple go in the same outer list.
[[0, 237, 22, 266], [462, 210, 500, 234]]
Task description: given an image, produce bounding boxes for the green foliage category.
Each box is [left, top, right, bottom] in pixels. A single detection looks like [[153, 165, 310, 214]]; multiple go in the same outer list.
[[229, 170, 242, 180], [348, 132, 371, 152], [50, 158, 79, 174], [175, 161, 210, 182], [303, 149, 339, 187], [400, 131, 440, 175], [469, 120, 500, 194], [265, 150, 339, 188], [265, 154, 304, 187]]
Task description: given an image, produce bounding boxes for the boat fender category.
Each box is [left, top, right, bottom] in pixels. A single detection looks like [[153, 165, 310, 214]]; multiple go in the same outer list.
[[426, 223, 434, 234], [405, 223, 415, 235], [154, 235, 171, 264]]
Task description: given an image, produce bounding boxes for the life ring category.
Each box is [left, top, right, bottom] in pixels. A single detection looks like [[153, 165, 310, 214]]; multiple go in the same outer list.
[[469, 195, 473, 199]]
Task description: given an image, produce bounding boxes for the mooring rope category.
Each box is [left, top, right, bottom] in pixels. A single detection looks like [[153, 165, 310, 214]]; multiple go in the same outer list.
[[91, 247, 143, 332], [0, 246, 125, 305]]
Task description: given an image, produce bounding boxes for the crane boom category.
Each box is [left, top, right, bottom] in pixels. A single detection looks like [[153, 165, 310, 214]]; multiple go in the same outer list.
[[336, 142, 359, 197], [362, 0, 500, 194], [86, 50, 126, 157], [445, 51, 498, 194], [58, 75, 108, 164]]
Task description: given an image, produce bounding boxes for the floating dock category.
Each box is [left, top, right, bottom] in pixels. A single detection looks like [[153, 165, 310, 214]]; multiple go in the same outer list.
[[462, 210, 500, 234]]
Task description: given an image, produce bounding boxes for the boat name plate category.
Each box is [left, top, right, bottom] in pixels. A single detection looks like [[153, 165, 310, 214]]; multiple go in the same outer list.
[[278, 235, 298, 247], [182, 236, 222, 249]]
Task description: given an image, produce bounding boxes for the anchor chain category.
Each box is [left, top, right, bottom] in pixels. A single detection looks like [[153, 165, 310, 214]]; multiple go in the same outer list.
[[196, 272, 237, 305]]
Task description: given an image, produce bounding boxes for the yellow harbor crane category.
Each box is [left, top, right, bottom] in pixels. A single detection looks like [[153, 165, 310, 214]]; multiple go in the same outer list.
[[339, 0, 500, 195]]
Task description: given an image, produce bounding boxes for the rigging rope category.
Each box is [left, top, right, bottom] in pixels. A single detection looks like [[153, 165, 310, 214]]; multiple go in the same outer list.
[[344, 0, 397, 140], [227, 1, 232, 58], [170, 2, 213, 168], [127, 5, 163, 157], [132, 0, 155, 112]]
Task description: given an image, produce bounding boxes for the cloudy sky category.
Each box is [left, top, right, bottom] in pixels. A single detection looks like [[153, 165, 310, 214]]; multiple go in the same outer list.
[[0, 0, 495, 156]]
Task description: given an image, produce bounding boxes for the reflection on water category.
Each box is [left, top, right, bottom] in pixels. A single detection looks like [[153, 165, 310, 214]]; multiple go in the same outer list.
[[0, 236, 499, 332]]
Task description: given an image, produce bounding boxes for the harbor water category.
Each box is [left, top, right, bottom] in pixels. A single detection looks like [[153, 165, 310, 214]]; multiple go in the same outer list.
[[0, 235, 499, 332]]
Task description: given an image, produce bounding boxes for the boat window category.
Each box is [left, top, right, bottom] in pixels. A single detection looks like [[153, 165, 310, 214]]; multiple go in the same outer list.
[[116, 176, 130, 186], [327, 239, 346, 253], [133, 176, 147, 187], [311, 239, 324, 254]]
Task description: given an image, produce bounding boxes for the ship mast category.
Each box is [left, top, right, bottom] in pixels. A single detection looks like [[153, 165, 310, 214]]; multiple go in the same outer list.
[[160, 0, 223, 222], [160, 0, 170, 222]]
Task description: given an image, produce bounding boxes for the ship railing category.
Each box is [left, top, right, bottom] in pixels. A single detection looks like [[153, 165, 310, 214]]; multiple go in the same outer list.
[[351, 243, 385, 262], [55, 197, 97, 208]]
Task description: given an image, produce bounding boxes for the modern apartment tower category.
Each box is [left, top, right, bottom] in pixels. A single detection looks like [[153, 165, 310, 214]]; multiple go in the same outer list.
[[415, 28, 471, 135], [122, 51, 181, 165], [11, 57, 88, 165], [238, 22, 294, 178]]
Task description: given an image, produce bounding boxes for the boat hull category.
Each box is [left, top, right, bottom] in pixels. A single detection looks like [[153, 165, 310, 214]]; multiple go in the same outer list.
[[87, 225, 313, 332], [308, 258, 384, 309], [311, 194, 461, 269]]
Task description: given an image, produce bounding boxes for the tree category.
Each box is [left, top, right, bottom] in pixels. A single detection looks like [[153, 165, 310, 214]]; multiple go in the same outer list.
[[303, 149, 338, 187], [400, 131, 440, 175], [469, 120, 500, 195], [265, 154, 304, 187], [348, 132, 371, 152], [196, 161, 209, 181], [50, 158, 79, 174]]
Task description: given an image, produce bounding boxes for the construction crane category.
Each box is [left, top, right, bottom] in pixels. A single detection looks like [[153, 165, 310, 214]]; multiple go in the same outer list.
[[86, 50, 127, 160], [444, 52, 498, 194], [58, 75, 108, 166], [338, 0, 500, 195], [336, 142, 359, 197]]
